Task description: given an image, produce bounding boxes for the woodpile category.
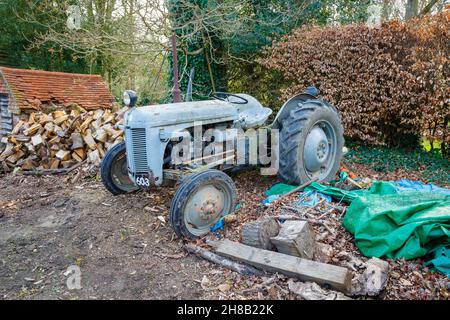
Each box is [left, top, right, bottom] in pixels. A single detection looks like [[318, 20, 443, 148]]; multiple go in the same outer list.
[[0, 107, 128, 172]]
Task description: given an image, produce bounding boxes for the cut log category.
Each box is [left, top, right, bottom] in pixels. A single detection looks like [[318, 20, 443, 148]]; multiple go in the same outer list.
[[102, 113, 115, 124], [55, 150, 71, 161], [50, 159, 60, 169], [71, 132, 84, 150], [48, 136, 61, 145], [38, 113, 53, 124], [271, 221, 316, 260], [241, 218, 280, 250], [11, 121, 25, 135], [14, 135, 30, 143], [108, 128, 123, 140], [73, 148, 86, 160], [31, 134, 44, 146], [72, 152, 83, 163], [44, 122, 54, 133], [211, 239, 352, 293], [94, 128, 108, 143], [54, 114, 69, 125], [6, 149, 25, 164], [53, 110, 67, 119], [93, 109, 104, 120], [0, 144, 14, 160], [21, 157, 35, 170], [96, 143, 105, 158], [83, 130, 97, 149], [351, 258, 389, 296], [79, 116, 94, 132], [87, 149, 101, 165], [28, 112, 36, 124], [23, 123, 41, 136]]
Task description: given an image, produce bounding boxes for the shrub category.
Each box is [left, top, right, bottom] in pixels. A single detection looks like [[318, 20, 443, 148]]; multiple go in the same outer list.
[[260, 12, 449, 152]]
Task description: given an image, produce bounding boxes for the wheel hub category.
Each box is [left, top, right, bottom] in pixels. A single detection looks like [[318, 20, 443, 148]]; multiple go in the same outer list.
[[304, 126, 330, 172], [185, 185, 225, 231], [200, 200, 219, 220]]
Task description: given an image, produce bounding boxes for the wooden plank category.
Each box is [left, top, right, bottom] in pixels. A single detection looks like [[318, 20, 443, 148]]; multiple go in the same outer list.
[[212, 239, 352, 293]]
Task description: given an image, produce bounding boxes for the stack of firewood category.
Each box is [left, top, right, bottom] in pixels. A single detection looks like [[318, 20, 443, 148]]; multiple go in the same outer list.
[[0, 107, 128, 172]]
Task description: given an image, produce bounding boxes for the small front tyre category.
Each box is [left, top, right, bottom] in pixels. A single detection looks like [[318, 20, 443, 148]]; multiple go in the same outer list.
[[101, 141, 139, 195], [170, 170, 237, 239]]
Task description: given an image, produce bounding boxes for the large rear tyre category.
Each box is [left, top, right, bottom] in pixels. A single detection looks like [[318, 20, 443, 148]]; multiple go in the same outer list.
[[170, 170, 237, 239], [101, 141, 139, 195], [278, 100, 344, 185]]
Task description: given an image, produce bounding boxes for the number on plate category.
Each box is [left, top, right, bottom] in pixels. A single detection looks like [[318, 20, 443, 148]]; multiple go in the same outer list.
[[136, 176, 150, 188]]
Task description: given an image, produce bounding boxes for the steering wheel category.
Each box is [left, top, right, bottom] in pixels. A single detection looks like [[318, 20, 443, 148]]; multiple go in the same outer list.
[[212, 92, 249, 105]]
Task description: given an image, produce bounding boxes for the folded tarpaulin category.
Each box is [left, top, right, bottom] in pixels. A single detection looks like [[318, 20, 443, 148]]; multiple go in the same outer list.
[[342, 189, 450, 260], [265, 182, 366, 203], [394, 179, 450, 196], [425, 246, 450, 277]]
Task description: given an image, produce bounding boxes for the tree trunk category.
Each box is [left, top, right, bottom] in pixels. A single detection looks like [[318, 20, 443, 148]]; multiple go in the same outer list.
[[420, 0, 440, 16], [405, 0, 419, 20], [382, 0, 391, 21]]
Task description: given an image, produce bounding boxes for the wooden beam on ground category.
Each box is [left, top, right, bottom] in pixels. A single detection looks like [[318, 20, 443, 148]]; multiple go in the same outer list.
[[184, 244, 265, 277], [210, 239, 352, 293]]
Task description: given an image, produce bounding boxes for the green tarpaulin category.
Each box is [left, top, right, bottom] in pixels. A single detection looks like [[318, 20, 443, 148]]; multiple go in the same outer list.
[[265, 181, 450, 276]]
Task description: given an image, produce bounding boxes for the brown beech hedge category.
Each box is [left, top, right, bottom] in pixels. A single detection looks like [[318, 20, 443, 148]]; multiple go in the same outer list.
[[261, 11, 449, 152]]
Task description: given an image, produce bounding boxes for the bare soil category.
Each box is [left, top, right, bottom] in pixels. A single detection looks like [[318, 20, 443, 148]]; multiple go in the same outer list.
[[0, 168, 448, 300]]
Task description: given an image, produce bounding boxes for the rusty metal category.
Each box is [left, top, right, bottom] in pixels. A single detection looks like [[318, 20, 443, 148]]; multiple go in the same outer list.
[[171, 33, 182, 103]]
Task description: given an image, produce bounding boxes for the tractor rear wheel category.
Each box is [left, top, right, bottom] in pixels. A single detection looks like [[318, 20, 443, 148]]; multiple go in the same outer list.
[[170, 170, 237, 239], [278, 100, 344, 185], [101, 141, 139, 195]]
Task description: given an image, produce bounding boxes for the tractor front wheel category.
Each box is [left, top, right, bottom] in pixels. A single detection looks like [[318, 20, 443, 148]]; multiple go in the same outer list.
[[170, 170, 237, 239], [101, 141, 139, 195]]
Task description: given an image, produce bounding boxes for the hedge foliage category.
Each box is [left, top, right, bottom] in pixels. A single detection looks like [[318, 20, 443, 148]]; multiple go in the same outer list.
[[261, 11, 449, 153]]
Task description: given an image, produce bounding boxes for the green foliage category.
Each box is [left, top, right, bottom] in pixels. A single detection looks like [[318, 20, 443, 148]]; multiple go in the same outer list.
[[227, 0, 373, 109], [0, 0, 93, 73], [345, 143, 450, 184], [167, 0, 228, 100], [166, 0, 326, 101]]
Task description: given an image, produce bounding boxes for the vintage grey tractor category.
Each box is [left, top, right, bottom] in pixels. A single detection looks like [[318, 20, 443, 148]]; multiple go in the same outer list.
[[101, 88, 344, 239]]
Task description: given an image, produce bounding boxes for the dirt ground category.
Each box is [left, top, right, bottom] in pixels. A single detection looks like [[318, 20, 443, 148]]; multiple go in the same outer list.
[[0, 167, 448, 300]]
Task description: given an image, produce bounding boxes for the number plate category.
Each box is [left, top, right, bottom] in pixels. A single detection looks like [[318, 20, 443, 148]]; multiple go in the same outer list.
[[135, 175, 151, 188]]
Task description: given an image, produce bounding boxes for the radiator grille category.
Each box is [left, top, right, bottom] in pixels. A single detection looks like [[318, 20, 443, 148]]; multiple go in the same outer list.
[[130, 128, 148, 174]]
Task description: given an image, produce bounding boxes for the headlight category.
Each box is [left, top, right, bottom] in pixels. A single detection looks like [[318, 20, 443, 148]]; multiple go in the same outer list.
[[123, 90, 137, 107]]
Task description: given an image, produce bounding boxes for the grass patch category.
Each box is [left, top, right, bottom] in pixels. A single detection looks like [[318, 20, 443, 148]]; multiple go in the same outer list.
[[345, 143, 450, 184]]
